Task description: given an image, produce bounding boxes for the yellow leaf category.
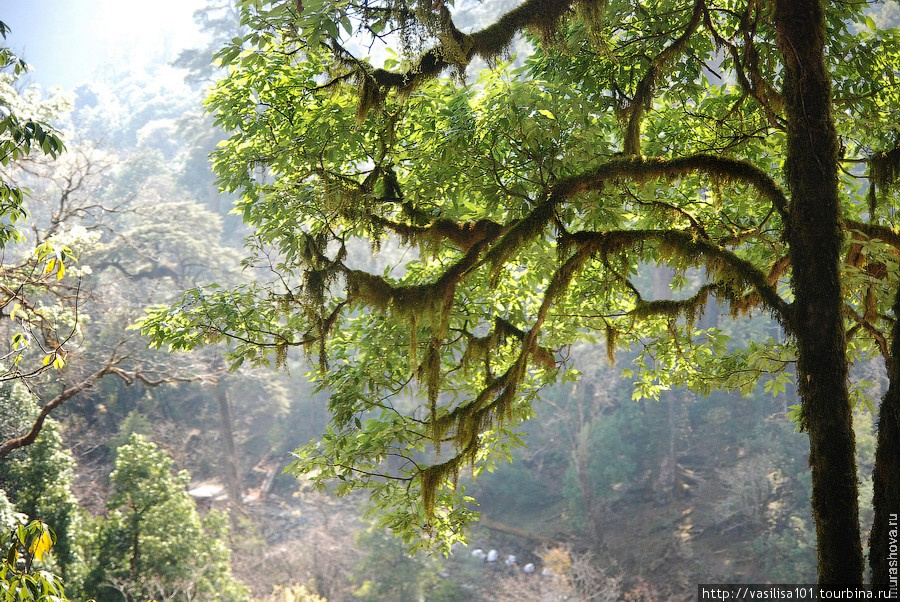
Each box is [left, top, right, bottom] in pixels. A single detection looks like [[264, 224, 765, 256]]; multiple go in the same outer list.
[[45, 258, 56, 275], [29, 523, 54, 561]]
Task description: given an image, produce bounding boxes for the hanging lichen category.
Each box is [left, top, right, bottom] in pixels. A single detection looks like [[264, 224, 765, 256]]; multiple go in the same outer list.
[[417, 340, 442, 437], [605, 324, 617, 364], [868, 146, 900, 214], [577, 0, 610, 51], [356, 73, 383, 124]]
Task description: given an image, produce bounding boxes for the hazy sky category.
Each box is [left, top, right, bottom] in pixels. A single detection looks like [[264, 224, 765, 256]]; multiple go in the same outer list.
[[2, 0, 208, 90]]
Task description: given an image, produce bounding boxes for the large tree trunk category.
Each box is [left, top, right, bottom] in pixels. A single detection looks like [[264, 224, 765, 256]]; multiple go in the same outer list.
[[870, 287, 900, 585], [774, 0, 863, 584]]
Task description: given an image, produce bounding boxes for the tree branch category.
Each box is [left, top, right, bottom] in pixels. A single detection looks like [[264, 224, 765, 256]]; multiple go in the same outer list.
[[552, 154, 789, 221], [0, 364, 117, 459], [564, 228, 791, 323], [0, 359, 210, 459], [622, 0, 705, 155]]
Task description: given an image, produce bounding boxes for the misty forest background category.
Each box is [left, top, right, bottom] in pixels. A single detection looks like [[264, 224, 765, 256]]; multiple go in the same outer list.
[[1, 1, 899, 601]]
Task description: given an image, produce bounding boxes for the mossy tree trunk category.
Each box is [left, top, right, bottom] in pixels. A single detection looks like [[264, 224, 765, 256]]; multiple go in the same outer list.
[[774, 0, 863, 584], [870, 287, 900, 584]]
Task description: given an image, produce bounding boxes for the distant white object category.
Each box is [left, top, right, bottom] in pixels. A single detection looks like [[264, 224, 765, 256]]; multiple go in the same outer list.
[[471, 549, 486, 560], [541, 567, 552, 577], [523, 563, 535, 574], [188, 482, 226, 500], [486, 549, 499, 562], [505, 555, 517, 566]]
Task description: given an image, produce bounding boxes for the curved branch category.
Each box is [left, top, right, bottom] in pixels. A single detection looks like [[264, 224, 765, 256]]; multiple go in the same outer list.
[[553, 154, 789, 222], [845, 219, 900, 249], [565, 228, 791, 323], [367, 0, 575, 95], [360, 0, 578, 113], [371, 214, 506, 252], [0, 357, 210, 459], [701, 4, 785, 128], [0, 364, 116, 459], [845, 305, 891, 372]]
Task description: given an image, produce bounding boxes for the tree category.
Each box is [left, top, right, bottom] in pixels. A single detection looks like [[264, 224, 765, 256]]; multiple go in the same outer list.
[[0, 383, 85, 586], [85, 433, 247, 602], [140, 0, 900, 584], [0, 21, 65, 244], [0, 21, 78, 386]]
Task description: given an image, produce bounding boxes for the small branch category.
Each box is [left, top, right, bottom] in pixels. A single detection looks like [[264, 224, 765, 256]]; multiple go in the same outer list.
[[565, 228, 791, 324], [0, 364, 116, 459], [0, 357, 209, 459]]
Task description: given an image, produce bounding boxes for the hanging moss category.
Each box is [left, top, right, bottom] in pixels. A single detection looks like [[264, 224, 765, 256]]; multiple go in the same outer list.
[[416, 341, 442, 436], [605, 324, 617, 364], [577, 0, 610, 49], [868, 146, 900, 214], [356, 73, 383, 124], [419, 463, 443, 519], [359, 0, 577, 114]]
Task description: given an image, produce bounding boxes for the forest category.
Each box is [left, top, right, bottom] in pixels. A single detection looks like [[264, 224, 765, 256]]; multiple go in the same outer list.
[[1, 0, 899, 600]]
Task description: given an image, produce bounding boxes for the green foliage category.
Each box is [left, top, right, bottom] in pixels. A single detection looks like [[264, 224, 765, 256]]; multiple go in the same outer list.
[[351, 526, 466, 602], [261, 583, 328, 602], [0, 21, 65, 248], [753, 516, 816, 583], [0, 384, 84, 586], [0, 491, 20, 533], [85, 434, 247, 602], [0, 519, 70, 601], [138, 0, 900, 556]]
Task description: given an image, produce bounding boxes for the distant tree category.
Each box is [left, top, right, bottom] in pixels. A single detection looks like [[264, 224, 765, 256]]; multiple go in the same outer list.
[[352, 525, 466, 602], [140, 0, 900, 585], [261, 584, 327, 602], [0, 383, 85, 587], [85, 433, 247, 602]]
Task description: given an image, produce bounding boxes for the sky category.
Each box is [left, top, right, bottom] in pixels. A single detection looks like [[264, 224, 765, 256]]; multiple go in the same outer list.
[[2, 0, 208, 91]]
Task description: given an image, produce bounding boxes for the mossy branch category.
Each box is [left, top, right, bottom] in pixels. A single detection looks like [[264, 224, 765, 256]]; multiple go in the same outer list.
[[371, 214, 506, 253], [483, 200, 558, 277], [565, 228, 791, 324], [372, 0, 574, 88], [845, 220, 900, 250], [352, 0, 575, 118], [622, 0, 705, 155], [554, 154, 789, 221], [701, 3, 786, 129]]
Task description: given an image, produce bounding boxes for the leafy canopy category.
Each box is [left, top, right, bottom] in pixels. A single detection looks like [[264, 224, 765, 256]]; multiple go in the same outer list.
[[141, 0, 900, 550]]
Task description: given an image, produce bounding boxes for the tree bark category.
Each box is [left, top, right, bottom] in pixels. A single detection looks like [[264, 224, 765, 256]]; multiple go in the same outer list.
[[869, 287, 900, 585], [774, 0, 863, 584]]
